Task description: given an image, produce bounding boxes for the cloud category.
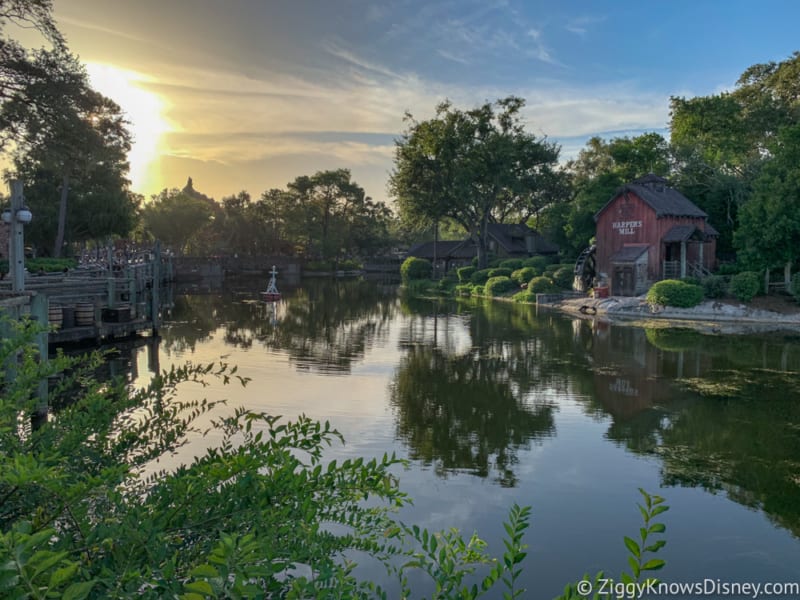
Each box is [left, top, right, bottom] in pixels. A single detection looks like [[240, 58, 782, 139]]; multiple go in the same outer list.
[[564, 15, 606, 36]]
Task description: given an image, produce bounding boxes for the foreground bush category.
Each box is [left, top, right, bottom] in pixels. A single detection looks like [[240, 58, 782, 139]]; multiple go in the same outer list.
[[522, 256, 549, 271], [400, 256, 432, 284], [1, 319, 668, 598], [470, 269, 493, 285], [484, 276, 516, 296], [729, 271, 761, 303], [646, 279, 704, 308], [512, 289, 538, 303], [498, 258, 524, 271], [487, 267, 513, 278]]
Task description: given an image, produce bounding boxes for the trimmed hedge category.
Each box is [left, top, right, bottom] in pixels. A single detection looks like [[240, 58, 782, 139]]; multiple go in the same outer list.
[[729, 271, 761, 303], [521, 256, 549, 271], [469, 269, 493, 285], [484, 276, 516, 296], [528, 276, 558, 294], [702, 275, 727, 299], [552, 266, 574, 290], [487, 267, 513, 278], [455, 284, 473, 297], [400, 257, 432, 284], [498, 258, 524, 271], [512, 290, 538, 303], [511, 267, 538, 285], [646, 279, 704, 308], [457, 266, 476, 283]]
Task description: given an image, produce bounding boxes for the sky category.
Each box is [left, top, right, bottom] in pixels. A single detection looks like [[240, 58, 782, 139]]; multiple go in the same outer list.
[[44, 0, 800, 204]]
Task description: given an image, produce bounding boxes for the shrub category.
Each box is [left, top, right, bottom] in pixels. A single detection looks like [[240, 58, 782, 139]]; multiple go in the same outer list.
[[489, 257, 505, 268], [471, 284, 485, 296], [511, 267, 538, 285], [646, 279, 704, 308], [499, 258, 524, 271], [552, 266, 574, 290], [528, 276, 558, 294], [729, 271, 761, 303], [680, 276, 701, 287], [521, 256, 549, 271], [717, 262, 741, 276], [544, 263, 561, 274], [487, 267, 513, 278], [306, 259, 333, 271], [438, 275, 458, 292], [337, 258, 363, 270], [484, 276, 516, 296], [792, 273, 800, 303], [457, 266, 476, 283], [455, 283, 473, 297], [511, 289, 538, 303], [400, 256, 432, 284], [702, 275, 727, 299], [469, 269, 493, 285]]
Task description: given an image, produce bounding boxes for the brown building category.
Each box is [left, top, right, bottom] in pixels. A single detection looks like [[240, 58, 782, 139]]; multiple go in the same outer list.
[[594, 174, 718, 296]]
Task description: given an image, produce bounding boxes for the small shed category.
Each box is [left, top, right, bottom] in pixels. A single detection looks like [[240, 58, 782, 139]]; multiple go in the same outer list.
[[594, 174, 718, 296]]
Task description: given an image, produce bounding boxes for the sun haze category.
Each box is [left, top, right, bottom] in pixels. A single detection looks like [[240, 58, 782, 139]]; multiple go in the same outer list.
[[53, 0, 800, 203]]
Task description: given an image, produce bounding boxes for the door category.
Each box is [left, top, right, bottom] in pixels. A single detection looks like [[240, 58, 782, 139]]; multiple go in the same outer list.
[[613, 266, 635, 296]]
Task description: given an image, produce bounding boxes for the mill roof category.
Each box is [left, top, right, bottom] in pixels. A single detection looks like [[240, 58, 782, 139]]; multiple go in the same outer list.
[[595, 174, 707, 221]]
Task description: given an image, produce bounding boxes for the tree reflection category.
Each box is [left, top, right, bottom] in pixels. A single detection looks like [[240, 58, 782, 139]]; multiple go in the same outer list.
[[161, 277, 397, 374], [390, 344, 555, 487]]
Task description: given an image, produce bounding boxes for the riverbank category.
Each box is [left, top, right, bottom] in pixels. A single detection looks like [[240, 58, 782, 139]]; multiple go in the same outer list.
[[542, 294, 800, 334]]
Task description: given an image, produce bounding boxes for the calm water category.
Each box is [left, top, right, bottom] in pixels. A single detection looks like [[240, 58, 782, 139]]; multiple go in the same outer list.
[[115, 277, 800, 597]]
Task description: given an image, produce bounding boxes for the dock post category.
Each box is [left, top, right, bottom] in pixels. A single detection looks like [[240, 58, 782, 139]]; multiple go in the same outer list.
[[151, 241, 161, 334], [8, 180, 26, 292], [30, 293, 49, 422]]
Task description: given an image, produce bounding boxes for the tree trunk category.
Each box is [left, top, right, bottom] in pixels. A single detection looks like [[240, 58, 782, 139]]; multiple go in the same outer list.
[[433, 219, 438, 279], [476, 213, 490, 269], [54, 173, 69, 258]]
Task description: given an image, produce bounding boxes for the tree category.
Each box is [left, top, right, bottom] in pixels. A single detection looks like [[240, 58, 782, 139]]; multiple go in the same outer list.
[[734, 124, 800, 287], [391, 97, 560, 268], [1, 6, 133, 257], [141, 188, 214, 254]]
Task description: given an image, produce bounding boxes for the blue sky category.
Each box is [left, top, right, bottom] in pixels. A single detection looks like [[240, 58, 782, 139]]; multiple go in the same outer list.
[[51, 0, 800, 203]]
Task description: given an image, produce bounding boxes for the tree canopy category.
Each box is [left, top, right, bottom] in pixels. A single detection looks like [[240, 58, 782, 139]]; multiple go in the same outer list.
[[391, 97, 561, 268]]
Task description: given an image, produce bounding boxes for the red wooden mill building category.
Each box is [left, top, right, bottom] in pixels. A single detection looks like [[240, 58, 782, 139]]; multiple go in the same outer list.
[[594, 174, 718, 296]]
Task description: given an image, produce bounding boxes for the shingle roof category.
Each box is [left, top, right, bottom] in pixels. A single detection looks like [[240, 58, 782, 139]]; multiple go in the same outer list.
[[485, 223, 559, 255], [609, 245, 650, 263], [595, 174, 707, 221], [407, 241, 466, 260]]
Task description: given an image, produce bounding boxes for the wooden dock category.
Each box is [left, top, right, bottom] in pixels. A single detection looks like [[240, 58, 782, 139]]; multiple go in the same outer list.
[[0, 245, 172, 347]]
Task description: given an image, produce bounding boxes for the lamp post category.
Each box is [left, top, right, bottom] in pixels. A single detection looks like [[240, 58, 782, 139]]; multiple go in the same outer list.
[[2, 180, 32, 292]]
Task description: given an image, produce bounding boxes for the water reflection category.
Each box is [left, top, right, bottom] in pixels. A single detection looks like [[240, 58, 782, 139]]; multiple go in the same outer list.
[[161, 278, 397, 374], [586, 324, 800, 536]]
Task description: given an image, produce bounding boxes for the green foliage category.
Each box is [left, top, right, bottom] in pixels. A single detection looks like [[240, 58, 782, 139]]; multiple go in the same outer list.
[[455, 284, 473, 297], [792, 273, 800, 303], [511, 267, 538, 285], [457, 266, 477, 282], [729, 271, 761, 302], [498, 259, 524, 271], [702, 275, 728, 299], [552, 267, 574, 290], [527, 276, 557, 294], [646, 280, 704, 308], [470, 269, 493, 285], [511, 290, 538, 304], [554, 489, 668, 600], [401, 256, 432, 284], [484, 276, 516, 297], [521, 256, 549, 271], [471, 284, 485, 296], [717, 262, 741, 276], [390, 97, 562, 268], [487, 267, 513, 278]]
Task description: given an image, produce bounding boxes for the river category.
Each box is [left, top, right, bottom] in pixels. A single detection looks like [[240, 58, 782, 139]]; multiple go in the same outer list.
[[110, 276, 800, 597]]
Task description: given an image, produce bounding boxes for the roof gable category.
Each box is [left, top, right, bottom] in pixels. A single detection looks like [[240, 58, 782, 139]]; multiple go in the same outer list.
[[595, 174, 707, 221]]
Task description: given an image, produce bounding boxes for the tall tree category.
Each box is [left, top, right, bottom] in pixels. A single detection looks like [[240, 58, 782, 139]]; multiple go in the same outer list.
[[141, 188, 213, 254], [391, 97, 560, 268], [734, 124, 800, 286]]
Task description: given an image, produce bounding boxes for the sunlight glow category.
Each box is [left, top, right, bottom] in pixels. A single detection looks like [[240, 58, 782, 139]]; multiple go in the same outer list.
[[85, 62, 170, 195]]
